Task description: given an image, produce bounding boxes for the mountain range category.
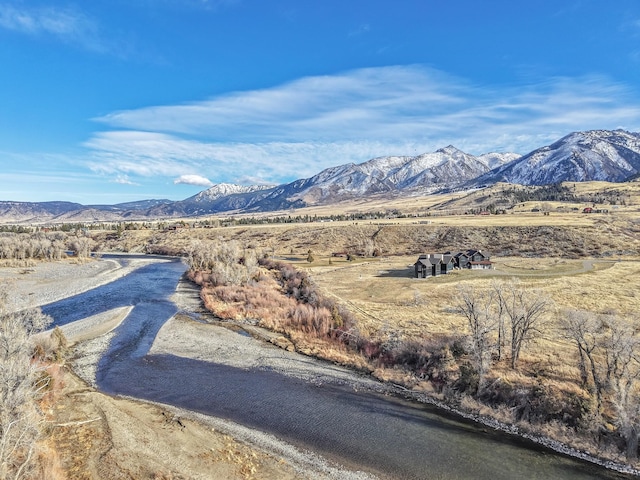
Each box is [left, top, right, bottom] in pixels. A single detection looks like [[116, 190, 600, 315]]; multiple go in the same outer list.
[[2, 129, 640, 224]]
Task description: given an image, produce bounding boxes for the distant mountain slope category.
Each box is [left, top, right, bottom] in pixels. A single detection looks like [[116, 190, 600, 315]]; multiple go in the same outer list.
[[141, 147, 518, 216], [153, 184, 277, 217], [475, 130, 640, 186], [98, 199, 173, 211], [189, 183, 274, 203], [0, 199, 172, 224], [3, 129, 640, 223], [0, 201, 84, 223], [234, 147, 518, 210]]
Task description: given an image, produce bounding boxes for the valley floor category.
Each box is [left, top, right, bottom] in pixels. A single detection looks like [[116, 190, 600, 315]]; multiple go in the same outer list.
[[6, 252, 640, 478]]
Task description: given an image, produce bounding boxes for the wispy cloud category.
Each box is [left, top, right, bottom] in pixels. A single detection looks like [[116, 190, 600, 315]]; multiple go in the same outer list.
[[0, 3, 113, 53], [174, 174, 213, 187], [113, 174, 139, 185], [86, 130, 398, 185], [95, 66, 466, 141], [87, 65, 640, 186]]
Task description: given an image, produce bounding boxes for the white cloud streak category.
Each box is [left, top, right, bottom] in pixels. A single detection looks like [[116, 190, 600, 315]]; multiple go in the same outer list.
[[86, 65, 640, 186], [113, 175, 139, 185], [173, 174, 213, 187], [0, 3, 110, 53]]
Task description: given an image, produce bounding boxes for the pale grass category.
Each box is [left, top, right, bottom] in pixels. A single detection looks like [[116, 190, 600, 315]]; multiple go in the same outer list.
[[96, 205, 640, 264], [37, 442, 65, 480], [310, 255, 640, 383], [206, 180, 640, 221], [88, 182, 640, 463]]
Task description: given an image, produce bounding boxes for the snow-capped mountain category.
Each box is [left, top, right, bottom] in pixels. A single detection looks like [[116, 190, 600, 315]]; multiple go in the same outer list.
[[261, 146, 518, 206], [3, 129, 640, 223], [190, 183, 273, 203], [390, 147, 518, 190], [476, 130, 640, 185]]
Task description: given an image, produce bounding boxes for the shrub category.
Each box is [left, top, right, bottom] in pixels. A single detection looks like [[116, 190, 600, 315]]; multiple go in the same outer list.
[[0, 302, 52, 480], [455, 362, 480, 395]]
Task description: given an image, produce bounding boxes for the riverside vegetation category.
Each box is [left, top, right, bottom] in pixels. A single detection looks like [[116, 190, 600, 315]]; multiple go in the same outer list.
[[182, 236, 640, 470], [0, 287, 68, 479]]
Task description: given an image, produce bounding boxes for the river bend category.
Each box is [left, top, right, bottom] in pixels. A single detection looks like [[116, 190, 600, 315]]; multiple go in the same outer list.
[[41, 255, 633, 480]]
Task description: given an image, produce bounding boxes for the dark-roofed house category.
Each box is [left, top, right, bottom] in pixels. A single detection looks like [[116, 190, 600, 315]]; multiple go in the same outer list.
[[414, 255, 440, 278], [467, 250, 493, 269], [414, 253, 457, 277], [415, 249, 492, 277], [454, 251, 471, 269], [441, 254, 456, 274]]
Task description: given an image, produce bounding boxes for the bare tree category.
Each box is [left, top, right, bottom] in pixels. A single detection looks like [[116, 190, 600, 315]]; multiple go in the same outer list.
[[494, 279, 552, 369], [456, 284, 496, 390], [561, 310, 605, 411], [490, 279, 507, 361], [0, 290, 52, 479], [562, 310, 640, 460], [71, 237, 94, 259], [187, 239, 258, 286], [602, 315, 640, 461]]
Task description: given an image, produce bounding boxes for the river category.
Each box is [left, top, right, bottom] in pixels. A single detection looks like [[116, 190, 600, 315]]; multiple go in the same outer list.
[[41, 255, 633, 480]]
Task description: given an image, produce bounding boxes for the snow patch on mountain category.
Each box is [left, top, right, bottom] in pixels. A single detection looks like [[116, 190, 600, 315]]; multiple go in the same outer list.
[[479, 130, 640, 185], [191, 183, 274, 202]]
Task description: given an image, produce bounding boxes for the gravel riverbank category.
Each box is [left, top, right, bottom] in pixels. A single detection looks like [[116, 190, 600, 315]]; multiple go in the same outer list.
[[3, 257, 377, 479]]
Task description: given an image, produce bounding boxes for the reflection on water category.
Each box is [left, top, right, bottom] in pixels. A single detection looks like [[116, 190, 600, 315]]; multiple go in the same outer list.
[[42, 255, 633, 480]]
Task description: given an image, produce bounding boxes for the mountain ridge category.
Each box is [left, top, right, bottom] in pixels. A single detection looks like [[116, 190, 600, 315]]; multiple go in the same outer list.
[[473, 129, 640, 186], [2, 129, 640, 223]]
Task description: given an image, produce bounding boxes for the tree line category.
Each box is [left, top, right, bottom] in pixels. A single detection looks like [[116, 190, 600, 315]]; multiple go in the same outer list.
[[0, 232, 94, 262], [498, 183, 630, 206], [457, 281, 640, 461]]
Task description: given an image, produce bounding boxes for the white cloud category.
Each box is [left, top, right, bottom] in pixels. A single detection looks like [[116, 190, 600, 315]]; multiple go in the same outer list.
[[86, 130, 404, 184], [86, 65, 640, 186], [95, 66, 465, 141], [113, 175, 138, 185], [0, 3, 112, 53], [173, 174, 213, 187]]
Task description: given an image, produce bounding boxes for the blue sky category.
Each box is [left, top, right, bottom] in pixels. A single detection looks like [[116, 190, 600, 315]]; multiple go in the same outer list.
[[2, 0, 640, 203]]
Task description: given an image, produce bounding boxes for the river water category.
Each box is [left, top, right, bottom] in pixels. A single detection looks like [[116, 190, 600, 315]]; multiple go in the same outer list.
[[42, 255, 633, 480]]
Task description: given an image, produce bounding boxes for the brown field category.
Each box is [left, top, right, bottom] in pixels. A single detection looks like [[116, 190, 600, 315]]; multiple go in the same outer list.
[[92, 182, 640, 399], [5, 181, 640, 478], [306, 255, 639, 345], [203, 180, 640, 220], [96, 181, 640, 346]]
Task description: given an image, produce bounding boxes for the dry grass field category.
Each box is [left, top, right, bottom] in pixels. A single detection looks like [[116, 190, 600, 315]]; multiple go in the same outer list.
[[95, 182, 640, 349], [306, 255, 639, 351], [5, 181, 640, 477], [93, 182, 640, 358]]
